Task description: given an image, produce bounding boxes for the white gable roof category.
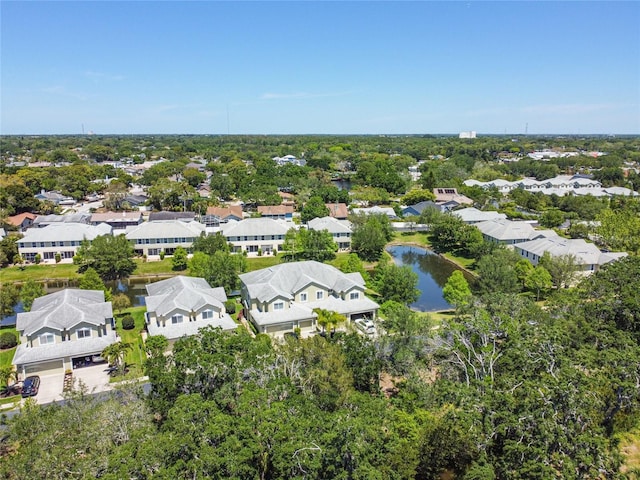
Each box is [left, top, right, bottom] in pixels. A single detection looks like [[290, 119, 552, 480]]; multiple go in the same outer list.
[[516, 237, 627, 266], [308, 216, 352, 234], [452, 208, 507, 223], [18, 222, 112, 244], [145, 275, 227, 318], [220, 218, 291, 237], [475, 219, 538, 242], [125, 220, 205, 240], [239, 261, 365, 303], [17, 289, 113, 336]]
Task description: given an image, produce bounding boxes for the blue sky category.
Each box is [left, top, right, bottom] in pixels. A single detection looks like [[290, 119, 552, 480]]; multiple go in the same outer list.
[[2, 1, 639, 135]]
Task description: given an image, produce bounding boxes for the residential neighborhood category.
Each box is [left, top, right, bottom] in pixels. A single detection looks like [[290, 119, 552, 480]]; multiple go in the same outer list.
[[0, 133, 638, 477], [1, 0, 639, 475]]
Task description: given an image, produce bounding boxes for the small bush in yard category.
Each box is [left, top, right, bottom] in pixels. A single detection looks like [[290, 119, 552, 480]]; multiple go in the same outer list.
[[121, 315, 135, 330], [225, 300, 236, 315], [0, 332, 18, 349]]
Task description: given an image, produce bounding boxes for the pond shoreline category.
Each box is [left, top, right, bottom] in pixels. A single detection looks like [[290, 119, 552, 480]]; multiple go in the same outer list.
[[386, 241, 477, 279]]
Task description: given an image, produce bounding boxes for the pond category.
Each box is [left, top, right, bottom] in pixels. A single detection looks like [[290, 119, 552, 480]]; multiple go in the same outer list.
[[0, 277, 168, 327], [386, 244, 475, 312]]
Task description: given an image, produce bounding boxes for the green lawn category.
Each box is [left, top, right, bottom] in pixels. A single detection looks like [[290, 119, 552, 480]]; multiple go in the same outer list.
[[0, 347, 16, 368], [114, 306, 147, 379], [0, 327, 18, 368], [245, 255, 283, 271], [133, 258, 175, 275], [392, 231, 429, 245], [441, 253, 477, 272], [0, 263, 80, 283]]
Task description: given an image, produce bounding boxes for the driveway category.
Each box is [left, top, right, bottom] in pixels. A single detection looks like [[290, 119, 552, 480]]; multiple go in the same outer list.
[[33, 372, 65, 404], [28, 365, 112, 406], [72, 364, 112, 395]]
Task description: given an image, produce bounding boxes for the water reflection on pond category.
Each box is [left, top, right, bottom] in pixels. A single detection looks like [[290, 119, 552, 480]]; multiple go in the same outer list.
[[1, 277, 164, 327], [386, 244, 475, 312]]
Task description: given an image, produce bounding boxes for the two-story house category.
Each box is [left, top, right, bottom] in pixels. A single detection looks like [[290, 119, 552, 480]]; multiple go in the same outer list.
[[17, 222, 113, 263], [307, 216, 353, 251], [220, 218, 290, 255], [13, 289, 117, 377], [474, 218, 553, 245], [239, 261, 379, 336], [257, 205, 294, 221], [144, 276, 236, 344], [90, 211, 143, 230], [514, 237, 628, 275], [125, 220, 206, 257]]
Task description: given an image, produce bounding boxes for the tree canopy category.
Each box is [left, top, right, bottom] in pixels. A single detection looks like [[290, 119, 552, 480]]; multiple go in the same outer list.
[[74, 234, 136, 281]]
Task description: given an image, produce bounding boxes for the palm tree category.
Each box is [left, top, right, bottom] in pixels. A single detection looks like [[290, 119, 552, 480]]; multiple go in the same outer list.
[[0, 365, 18, 394], [313, 308, 346, 334], [101, 341, 132, 376]]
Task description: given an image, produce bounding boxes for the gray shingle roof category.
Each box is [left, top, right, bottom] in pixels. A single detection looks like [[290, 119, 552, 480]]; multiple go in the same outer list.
[[239, 261, 365, 303], [17, 289, 113, 336], [12, 331, 117, 365], [18, 223, 112, 244], [125, 220, 205, 240], [308, 217, 352, 234], [475, 219, 537, 242], [221, 218, 291, 237], [147, 316, 237, 339], [145, 275, 227, 317], [516, 237, 627, 266]]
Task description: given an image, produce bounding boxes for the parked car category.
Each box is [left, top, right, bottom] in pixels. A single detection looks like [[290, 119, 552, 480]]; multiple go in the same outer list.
[[21, 376, 40, 397], [354, 318, 376, 335]]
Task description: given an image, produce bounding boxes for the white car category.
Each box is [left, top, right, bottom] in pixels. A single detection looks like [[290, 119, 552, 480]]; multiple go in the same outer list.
[[354, 318, 376, 335]]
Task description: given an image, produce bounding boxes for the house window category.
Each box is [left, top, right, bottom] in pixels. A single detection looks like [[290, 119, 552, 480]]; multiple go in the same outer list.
[[350, 292, 359, 300], [39, 333, 55, 345], [77, 328, 91, 339], [171, 314, 183, 324], [202, 310, 213, 319], [300, 292, 308, 302], [316, 291, 324, 300], [273, 301, 284, 310]]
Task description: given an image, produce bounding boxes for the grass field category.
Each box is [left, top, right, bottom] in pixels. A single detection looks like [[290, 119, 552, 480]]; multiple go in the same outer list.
[[0, 263, 80, 284], [0, 327, 18, 368], [114, 306, 147, 380]]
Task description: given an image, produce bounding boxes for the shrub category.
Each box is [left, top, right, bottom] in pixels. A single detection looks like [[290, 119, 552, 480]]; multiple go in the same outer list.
[[159, 250, 165, 260], [225, 300, 236, 315], [121, 315, 135, 330], [0, 332, 18, 349], [54, 253, 61, 263], [34, 254, 41, 265]]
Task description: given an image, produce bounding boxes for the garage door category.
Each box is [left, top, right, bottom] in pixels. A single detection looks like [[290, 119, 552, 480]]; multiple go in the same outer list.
[[25, 360, 64, 376], [266, 323, 291, 334]]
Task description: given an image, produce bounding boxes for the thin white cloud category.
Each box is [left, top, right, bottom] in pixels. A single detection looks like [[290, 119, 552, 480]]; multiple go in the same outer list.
[[84, 70, 125, 81], [261, 91, 351, 100], [41, 85, 92, 101]]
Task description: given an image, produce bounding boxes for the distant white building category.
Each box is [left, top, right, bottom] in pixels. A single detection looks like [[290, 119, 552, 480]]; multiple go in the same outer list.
[[126, 220, 206, 257], [474, 218, 555, 245], [272, 155, 306, 167], [452, 207, 507, 224], [459, 131, 477, 139], [220, 218, 290, 255], [18, 223, 113, 263], [461, 175, 636, 198], [307, 216, 353, 251], [514, 237, 627, 274], [352, 206, 398, 219]]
